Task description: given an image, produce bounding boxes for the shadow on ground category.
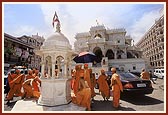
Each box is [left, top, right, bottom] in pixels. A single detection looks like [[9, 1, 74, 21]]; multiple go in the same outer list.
[[4, 101, 17, 111], [121, 95, 164, 105], [91, 100, 135, 111]]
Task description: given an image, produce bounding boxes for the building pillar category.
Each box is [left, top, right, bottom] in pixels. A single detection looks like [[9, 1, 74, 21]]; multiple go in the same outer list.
[[52, 63, 55, 78], [124, 48, 127, 58], [68, 62, 72, 77], [114, 50, 117, 59], [57, 63, 60, 78], [41, 62, 45, 78], [48, 65, 51, 78], [64, 60, 67, 78]]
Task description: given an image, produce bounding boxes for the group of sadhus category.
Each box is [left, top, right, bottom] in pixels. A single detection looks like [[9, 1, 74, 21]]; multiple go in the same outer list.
[[6, 68, 41, 104], [97, 67, 123, 109], [71, 64, 123, 110], [6, 64, 123, 110]]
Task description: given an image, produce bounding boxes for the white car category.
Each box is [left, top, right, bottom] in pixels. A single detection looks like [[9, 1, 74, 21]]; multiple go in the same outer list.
[[154, 69, 164, 79]]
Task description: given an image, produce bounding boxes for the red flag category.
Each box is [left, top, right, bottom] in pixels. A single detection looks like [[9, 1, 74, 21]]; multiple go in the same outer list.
[[52, 11, 60, 27]]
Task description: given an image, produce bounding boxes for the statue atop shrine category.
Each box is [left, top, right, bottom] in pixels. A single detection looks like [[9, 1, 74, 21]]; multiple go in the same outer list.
[[52, 11, 61, 33]]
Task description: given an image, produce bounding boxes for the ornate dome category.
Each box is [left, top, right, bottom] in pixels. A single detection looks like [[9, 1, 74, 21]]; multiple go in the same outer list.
[[42, 32, 71, 49]]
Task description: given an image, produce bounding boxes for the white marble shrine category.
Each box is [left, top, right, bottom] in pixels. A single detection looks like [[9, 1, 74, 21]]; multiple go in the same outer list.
[[35, 12, 73, 106]]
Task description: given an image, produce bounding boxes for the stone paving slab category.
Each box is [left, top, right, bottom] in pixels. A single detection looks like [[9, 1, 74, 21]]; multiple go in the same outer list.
[[11, 99, 86, 112]]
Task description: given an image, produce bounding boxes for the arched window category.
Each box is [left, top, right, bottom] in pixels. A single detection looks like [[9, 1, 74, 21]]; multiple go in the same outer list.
[[127, 52, 134, 58], [117, 50, 124, 59], [94, 34, 102, 38], [105, 49, 114, 59], [93, 47, 103, 63]]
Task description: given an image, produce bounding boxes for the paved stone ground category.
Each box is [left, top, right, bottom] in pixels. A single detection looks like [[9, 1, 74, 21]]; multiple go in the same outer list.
[[11, 100, 86, 112], [3, 95, 86, 112], [3, 78, 165, 112]]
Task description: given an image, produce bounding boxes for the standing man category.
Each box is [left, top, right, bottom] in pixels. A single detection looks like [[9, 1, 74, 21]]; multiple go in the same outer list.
[[73, 65, 83, 95], [83, 64, 91, 89], [140, 68, 150, 80], [5, 69, 16, 96], [111, 68, 123, 109], [97, 69, 110, 101], [90, 72, 96, 100]]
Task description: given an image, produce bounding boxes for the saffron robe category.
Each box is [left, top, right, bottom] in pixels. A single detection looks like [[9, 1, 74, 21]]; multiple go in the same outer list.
[[111, 73, 123, 108], [97, 74, 110, 99]]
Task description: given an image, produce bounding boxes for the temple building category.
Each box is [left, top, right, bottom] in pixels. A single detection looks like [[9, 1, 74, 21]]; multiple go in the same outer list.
[[74, 24, 148, 73]]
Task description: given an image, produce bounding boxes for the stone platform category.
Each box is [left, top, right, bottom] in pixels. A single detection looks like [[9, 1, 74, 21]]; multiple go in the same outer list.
[[38, 78, 72, 106], [11, 99, 86, 112]]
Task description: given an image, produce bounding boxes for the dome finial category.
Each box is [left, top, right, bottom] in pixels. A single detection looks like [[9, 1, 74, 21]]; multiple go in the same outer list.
[[96, 19, 99, 26], [52, 11, 61, 33]]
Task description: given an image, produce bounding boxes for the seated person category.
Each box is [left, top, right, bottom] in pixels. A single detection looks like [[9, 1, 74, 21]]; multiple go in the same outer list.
[[72, 77, 91, 111], [22, 70, 41, 99]]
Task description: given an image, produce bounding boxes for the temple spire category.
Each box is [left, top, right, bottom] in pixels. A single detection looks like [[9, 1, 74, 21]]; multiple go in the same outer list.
[[52, 11, 61, 32], [96, 19, 99, 26], [132, 39, 134, 46]]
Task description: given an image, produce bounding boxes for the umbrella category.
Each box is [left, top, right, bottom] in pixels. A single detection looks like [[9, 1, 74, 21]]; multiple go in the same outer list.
[[73, 51, 97, 63]]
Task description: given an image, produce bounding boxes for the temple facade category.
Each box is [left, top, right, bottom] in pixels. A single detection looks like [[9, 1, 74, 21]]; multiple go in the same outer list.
[[74, 24, 149, 73]]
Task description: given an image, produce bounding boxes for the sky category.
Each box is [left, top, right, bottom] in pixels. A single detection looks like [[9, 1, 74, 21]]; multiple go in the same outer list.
[[3, 2, 164, 49]]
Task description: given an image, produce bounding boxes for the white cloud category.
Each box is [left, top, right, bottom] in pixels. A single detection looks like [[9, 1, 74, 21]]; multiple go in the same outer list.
[[4, 3, 163, 50], [39, 4, 136, 44], [5, 24, 51, 39], [39, 3, 163, 48], [129, 10, 161, 44], [5, 25, 35, 37]]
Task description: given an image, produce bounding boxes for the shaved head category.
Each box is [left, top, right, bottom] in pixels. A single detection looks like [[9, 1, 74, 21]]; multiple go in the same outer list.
[[111, 68, 116, 73]]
